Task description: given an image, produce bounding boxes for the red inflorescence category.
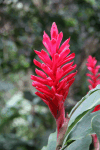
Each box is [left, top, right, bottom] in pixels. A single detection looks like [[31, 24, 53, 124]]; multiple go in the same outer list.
[[31, 22, 77, 137], [86, 55, 100, 112]]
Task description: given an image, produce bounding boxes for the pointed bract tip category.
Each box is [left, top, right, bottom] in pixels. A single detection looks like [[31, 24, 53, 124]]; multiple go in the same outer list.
[[30, 75, 34, 80], [51, 22, 58, 31], [60, 31, 63, 36], [73, 64, 77, 68], [52, 22, 56, 26], [51, 22, 58, 32], [34, 50, 37, 53], [51, 22, 58, 39], [34, 50, 37, 54], [32, 82, 35, 86], [33, 59, 37, 63], [67, 37, 70, 43], [43, 31, 46, 36], [30, 75, 32, 79]]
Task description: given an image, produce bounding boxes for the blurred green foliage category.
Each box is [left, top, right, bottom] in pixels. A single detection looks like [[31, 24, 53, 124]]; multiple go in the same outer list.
[[0, 0, 100, 149]]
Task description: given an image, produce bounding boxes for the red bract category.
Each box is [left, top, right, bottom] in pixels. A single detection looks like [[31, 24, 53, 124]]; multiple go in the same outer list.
[[92, 104, 100, 112], [31, 22, 77, 137], [86, 55, 100, 90]]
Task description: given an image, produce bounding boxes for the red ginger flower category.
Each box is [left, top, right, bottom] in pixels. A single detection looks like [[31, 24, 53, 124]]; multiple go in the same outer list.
[[86, 55, 100, 90], [31, 22, 77, 137], [86, 55, 100, 150], [86, 55, 100, 111]]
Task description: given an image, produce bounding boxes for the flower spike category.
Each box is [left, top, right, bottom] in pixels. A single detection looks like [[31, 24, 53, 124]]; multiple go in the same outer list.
[[86, 55, 100, 90], [31, 22, 77, 138]]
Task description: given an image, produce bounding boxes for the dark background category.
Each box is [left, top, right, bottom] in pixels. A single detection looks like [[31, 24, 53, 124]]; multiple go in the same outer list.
[[0, 0, 100, 149]]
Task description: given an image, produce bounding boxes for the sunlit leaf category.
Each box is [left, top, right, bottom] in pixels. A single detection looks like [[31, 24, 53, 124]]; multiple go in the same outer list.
[[63, 135, 92, 150]]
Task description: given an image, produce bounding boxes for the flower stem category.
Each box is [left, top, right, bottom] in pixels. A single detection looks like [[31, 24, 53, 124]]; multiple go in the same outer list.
[[92, 134, 100, 150], [56, 113, 70, 150]]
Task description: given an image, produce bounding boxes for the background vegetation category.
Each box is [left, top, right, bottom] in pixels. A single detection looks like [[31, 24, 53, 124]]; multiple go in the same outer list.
[[0, 0, 100, 149]]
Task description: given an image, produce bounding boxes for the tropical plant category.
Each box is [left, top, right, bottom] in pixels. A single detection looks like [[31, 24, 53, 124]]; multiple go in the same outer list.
[[31, 23, 100, 150]]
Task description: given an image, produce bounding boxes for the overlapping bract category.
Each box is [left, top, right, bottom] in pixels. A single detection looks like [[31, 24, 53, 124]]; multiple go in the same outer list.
[[86, 55, 100, 90], [31, 22, 77, 135]]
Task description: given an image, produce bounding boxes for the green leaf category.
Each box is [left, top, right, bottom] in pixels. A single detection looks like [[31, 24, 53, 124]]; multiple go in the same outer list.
[[92, 114, 100, 142], [63, 85, 100, 147], [62, 109, 92, 147], [69, 85, 100, 127], [67, 111, 100, 141], [63, 109, 91, 145], [62, 111, 100, 149], [41, 131, 57, 150], [64, 135, 92, 150]]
